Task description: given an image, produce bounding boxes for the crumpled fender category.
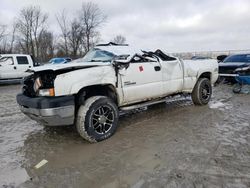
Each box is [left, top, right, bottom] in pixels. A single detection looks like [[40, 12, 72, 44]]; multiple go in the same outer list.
[[54, 66, 116, 96]]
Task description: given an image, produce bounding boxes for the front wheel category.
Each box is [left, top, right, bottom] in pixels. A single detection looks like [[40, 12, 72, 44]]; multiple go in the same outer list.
[[76, 96, 119, 143], [191, 78, 212, 105]]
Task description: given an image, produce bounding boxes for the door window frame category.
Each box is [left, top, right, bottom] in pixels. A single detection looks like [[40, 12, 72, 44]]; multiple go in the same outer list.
[[0, 57, 14, 66], [16, 56, 29, 65]]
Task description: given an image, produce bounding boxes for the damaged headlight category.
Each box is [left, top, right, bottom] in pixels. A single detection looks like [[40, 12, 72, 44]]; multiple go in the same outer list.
[[33, 76, 55, 97], [33, 77, 42, 93]]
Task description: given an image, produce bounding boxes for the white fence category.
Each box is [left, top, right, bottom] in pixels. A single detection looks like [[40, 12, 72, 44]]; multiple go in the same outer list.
[[172, 49, 250, 60]]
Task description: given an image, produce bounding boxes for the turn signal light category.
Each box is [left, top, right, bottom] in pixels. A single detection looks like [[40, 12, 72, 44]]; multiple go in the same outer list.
[[38, 88, 55, 97]]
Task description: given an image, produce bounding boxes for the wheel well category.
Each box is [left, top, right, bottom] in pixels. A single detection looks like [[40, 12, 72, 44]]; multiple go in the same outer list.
[[76, 84, 118, 105], [199, 72, 211, 80]]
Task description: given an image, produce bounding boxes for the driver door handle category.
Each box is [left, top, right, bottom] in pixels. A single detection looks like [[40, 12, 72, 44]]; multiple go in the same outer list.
[[154, 66, 161, 71]]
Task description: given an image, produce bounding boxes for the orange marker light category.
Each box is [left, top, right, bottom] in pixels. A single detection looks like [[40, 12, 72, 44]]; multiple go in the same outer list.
[[49, 88, 55, 96]]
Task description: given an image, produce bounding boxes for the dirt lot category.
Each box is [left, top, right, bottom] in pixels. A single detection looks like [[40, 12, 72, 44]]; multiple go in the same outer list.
[[0, 84, 250, 188]]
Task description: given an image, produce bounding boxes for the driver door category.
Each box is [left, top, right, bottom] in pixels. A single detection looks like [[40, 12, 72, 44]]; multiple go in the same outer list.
[[120, 55, 164, 104]]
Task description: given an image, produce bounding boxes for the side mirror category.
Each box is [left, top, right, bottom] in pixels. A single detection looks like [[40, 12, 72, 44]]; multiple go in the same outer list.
[[217, 55, 227, 63]]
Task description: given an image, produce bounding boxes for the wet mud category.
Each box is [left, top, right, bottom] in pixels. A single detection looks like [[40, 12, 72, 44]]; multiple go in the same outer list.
[[0, 84, 250, 188]]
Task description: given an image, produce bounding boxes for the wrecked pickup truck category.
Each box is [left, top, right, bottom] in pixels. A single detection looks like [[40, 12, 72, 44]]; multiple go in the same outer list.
[[16, 43, 218, 142]]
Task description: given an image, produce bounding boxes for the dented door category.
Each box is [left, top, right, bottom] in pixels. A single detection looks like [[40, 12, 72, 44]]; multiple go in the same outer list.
[[121, 58, 163, 104], [161, 59, 184, 94]]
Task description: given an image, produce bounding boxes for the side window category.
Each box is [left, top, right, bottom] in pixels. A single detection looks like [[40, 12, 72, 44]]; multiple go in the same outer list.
[[17, 56, 29, 65], [0, 57, 14, 66]]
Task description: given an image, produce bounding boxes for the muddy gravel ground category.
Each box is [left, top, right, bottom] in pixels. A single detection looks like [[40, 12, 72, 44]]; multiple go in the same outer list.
[[0, 84, 250, 188]]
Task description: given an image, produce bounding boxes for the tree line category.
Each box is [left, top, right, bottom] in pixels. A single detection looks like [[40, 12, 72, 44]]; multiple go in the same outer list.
[[0, 2, 126, 62]]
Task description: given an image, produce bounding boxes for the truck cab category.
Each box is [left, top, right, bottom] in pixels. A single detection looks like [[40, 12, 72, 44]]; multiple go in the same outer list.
[[0, 54, 36, 81]]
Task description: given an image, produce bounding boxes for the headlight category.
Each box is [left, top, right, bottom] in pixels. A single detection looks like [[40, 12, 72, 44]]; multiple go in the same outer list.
[[33, 73, 56, 96], [38, 88, 55, 96], [34, 77, 42, 93]]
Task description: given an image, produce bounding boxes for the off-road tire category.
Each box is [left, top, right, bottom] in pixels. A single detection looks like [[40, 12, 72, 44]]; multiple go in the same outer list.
[[76, 96, 119, 143], [191, 78, 212, 105]]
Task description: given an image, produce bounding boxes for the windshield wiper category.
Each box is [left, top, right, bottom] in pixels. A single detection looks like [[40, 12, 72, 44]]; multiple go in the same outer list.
[[90, 60, 102, 62]]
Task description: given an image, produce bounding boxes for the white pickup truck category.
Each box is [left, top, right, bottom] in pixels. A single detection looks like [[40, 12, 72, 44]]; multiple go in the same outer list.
[[17, 43, 218, 142], [0, 54, 37, 83]]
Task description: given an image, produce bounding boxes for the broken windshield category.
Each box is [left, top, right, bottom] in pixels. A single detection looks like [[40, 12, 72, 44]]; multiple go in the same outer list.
[[74, 49, 116, 63]]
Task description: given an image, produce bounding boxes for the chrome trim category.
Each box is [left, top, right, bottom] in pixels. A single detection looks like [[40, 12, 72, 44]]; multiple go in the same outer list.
[[219, 74, 238, 77], [19, 105, 75, 126]]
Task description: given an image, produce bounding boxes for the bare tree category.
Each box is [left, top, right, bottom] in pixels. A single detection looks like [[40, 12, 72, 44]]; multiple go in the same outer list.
[[0, 25, 6, 42], [32, 7, 48, 57], [38, 30, 54, 62], [68, 19, 83, 58], [16, 6, 48, 59], [9, 23, 17, 53], [112, 35, 126, 44], [79, 2, 106, 52], [56, 12, 85, 58], [16, 7, 34, 54], [56, 10, 69, 56], [2, 3, 106, 59], [0, 24, 17, 53], [0, 25, 6, 53]]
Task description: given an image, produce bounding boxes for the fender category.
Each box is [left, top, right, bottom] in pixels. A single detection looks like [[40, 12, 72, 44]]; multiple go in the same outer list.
[[54, 66, 117, 96]]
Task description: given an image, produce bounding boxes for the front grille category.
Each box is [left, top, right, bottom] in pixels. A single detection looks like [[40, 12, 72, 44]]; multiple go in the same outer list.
[[219, 66, 237, 74]]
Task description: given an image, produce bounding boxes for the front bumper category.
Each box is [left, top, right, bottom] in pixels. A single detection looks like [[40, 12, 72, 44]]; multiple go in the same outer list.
[[16, 94, 75, 126]]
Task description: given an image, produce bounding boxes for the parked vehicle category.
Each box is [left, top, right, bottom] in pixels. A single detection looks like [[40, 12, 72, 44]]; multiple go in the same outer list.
[[0, 54, 38, 83], [16, 43, 218, 142], [218, 54, 250, 82], [233, 66, 250, 93], [217, 55, 228, 63], [49, 57, 72, 64]]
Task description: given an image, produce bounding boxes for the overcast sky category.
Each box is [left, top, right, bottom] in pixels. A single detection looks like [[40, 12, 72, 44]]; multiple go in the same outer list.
[[0, 0, 250, 52]]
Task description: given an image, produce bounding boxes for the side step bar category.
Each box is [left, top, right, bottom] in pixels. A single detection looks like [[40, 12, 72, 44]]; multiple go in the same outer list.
[[120, 98, 169, 111]]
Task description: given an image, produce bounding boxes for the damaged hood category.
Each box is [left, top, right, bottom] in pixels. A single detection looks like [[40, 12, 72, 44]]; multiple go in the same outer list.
[[30, 61, 111, 72]]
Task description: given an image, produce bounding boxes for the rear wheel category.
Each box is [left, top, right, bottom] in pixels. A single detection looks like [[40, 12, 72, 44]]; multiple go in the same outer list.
[[191, 78, 212, 105], [233, 83, 242, 93], [76, 96, 119, 143]]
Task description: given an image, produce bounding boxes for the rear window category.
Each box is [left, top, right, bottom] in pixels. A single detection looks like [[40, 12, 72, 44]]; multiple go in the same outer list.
[[17, 56, 29, 65], [223, 54, 250, 63]]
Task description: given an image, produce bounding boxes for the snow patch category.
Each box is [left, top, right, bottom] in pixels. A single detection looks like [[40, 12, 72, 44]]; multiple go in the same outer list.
[[209, 101, 225, 109]]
